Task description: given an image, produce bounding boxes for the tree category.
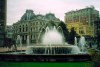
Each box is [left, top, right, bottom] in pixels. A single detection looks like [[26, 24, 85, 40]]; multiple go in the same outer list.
[[58, 21, 69, 42], [3, 38, 17, 51], [96, 31, 100, 49], [68, 27, 77, 45]]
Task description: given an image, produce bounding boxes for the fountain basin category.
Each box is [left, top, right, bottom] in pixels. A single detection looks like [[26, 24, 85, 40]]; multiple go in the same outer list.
[[0, 54, 91, 62], [0, 45, 91, 62], [25, 45, 82, 55]]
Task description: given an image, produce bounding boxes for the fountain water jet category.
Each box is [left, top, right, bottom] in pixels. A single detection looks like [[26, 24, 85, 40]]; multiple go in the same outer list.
[[25, 26, 82, 55], [16, 35, 22, 51], [74, 37, 77, 46], [79, 36, 86, 52], [27, 35, 30, 46], [42, 26, 64, 54], [42, 28, 64, 45]]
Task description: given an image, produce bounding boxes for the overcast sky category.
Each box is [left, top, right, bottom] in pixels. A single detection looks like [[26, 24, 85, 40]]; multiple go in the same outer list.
[[7, 0, 100, 25]]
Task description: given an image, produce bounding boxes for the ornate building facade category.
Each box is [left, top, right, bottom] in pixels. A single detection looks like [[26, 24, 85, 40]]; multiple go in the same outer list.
[[94, 19, 100, 37], [6, 25, 13, 38], [65, 6, 99, 37], [13, 10, 62, 45]]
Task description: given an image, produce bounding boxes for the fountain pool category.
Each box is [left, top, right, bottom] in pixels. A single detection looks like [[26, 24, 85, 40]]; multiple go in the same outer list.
[[0, 25, 91, 62]]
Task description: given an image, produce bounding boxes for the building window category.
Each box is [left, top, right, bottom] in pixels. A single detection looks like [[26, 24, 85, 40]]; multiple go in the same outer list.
[[19, 28, 21, 32], [31, 28, 32, 32], [23, 28, 24, 32], [79, 30, 84, 34], [26, 27, 28, 32], [34, 35, 35, 40], [31, 35, 32, 40], [23, 25, 24, 32]]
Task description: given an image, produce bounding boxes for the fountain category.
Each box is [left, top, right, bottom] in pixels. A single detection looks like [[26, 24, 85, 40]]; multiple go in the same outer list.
[[16, 35, 22, 51], [27, 35, 30, 46], [42, 26, 64, 54], [42, 26, 64, 45], [74, 37, 77, 46], [26, 26, 82, 55], [79, 36, 86, 52], [0, 25, 91, 62]]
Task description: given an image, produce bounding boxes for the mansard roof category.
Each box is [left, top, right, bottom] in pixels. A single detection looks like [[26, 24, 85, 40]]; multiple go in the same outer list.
[[45, 13, 56, 19], [21, 10, 36, 21], [19, 10, 60, 22], [36, 14, 44, 19]]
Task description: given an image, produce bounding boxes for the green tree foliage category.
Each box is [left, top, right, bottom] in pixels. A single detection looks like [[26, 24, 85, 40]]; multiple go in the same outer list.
[[58, 21, 69, 42], [96, 31, 100, 49], [68, 27, 77, 45], [3, 38, 17, 50]]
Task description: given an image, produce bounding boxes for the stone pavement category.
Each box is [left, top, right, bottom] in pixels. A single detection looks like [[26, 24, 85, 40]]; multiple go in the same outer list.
[[0, 46, 27, 52]]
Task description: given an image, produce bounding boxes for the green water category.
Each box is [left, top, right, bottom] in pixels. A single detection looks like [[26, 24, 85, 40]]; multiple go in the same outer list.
[[0, 62, 93, 67]]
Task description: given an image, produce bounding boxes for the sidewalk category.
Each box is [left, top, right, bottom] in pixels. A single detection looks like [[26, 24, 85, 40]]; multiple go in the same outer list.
[[0, 46, 27, 52]]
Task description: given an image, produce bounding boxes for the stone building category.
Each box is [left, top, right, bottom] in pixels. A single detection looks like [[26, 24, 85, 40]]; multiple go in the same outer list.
[[0, 0, 6, 46], [13, 10, 62, 45], [94, 19, 100, 48], [65, 6, 99, 37], [94, 19, 100, 36], [6, 25, 13, 38]]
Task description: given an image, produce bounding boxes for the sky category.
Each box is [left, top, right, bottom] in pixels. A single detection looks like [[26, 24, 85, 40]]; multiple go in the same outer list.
[[7, 0, 100, 25]]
